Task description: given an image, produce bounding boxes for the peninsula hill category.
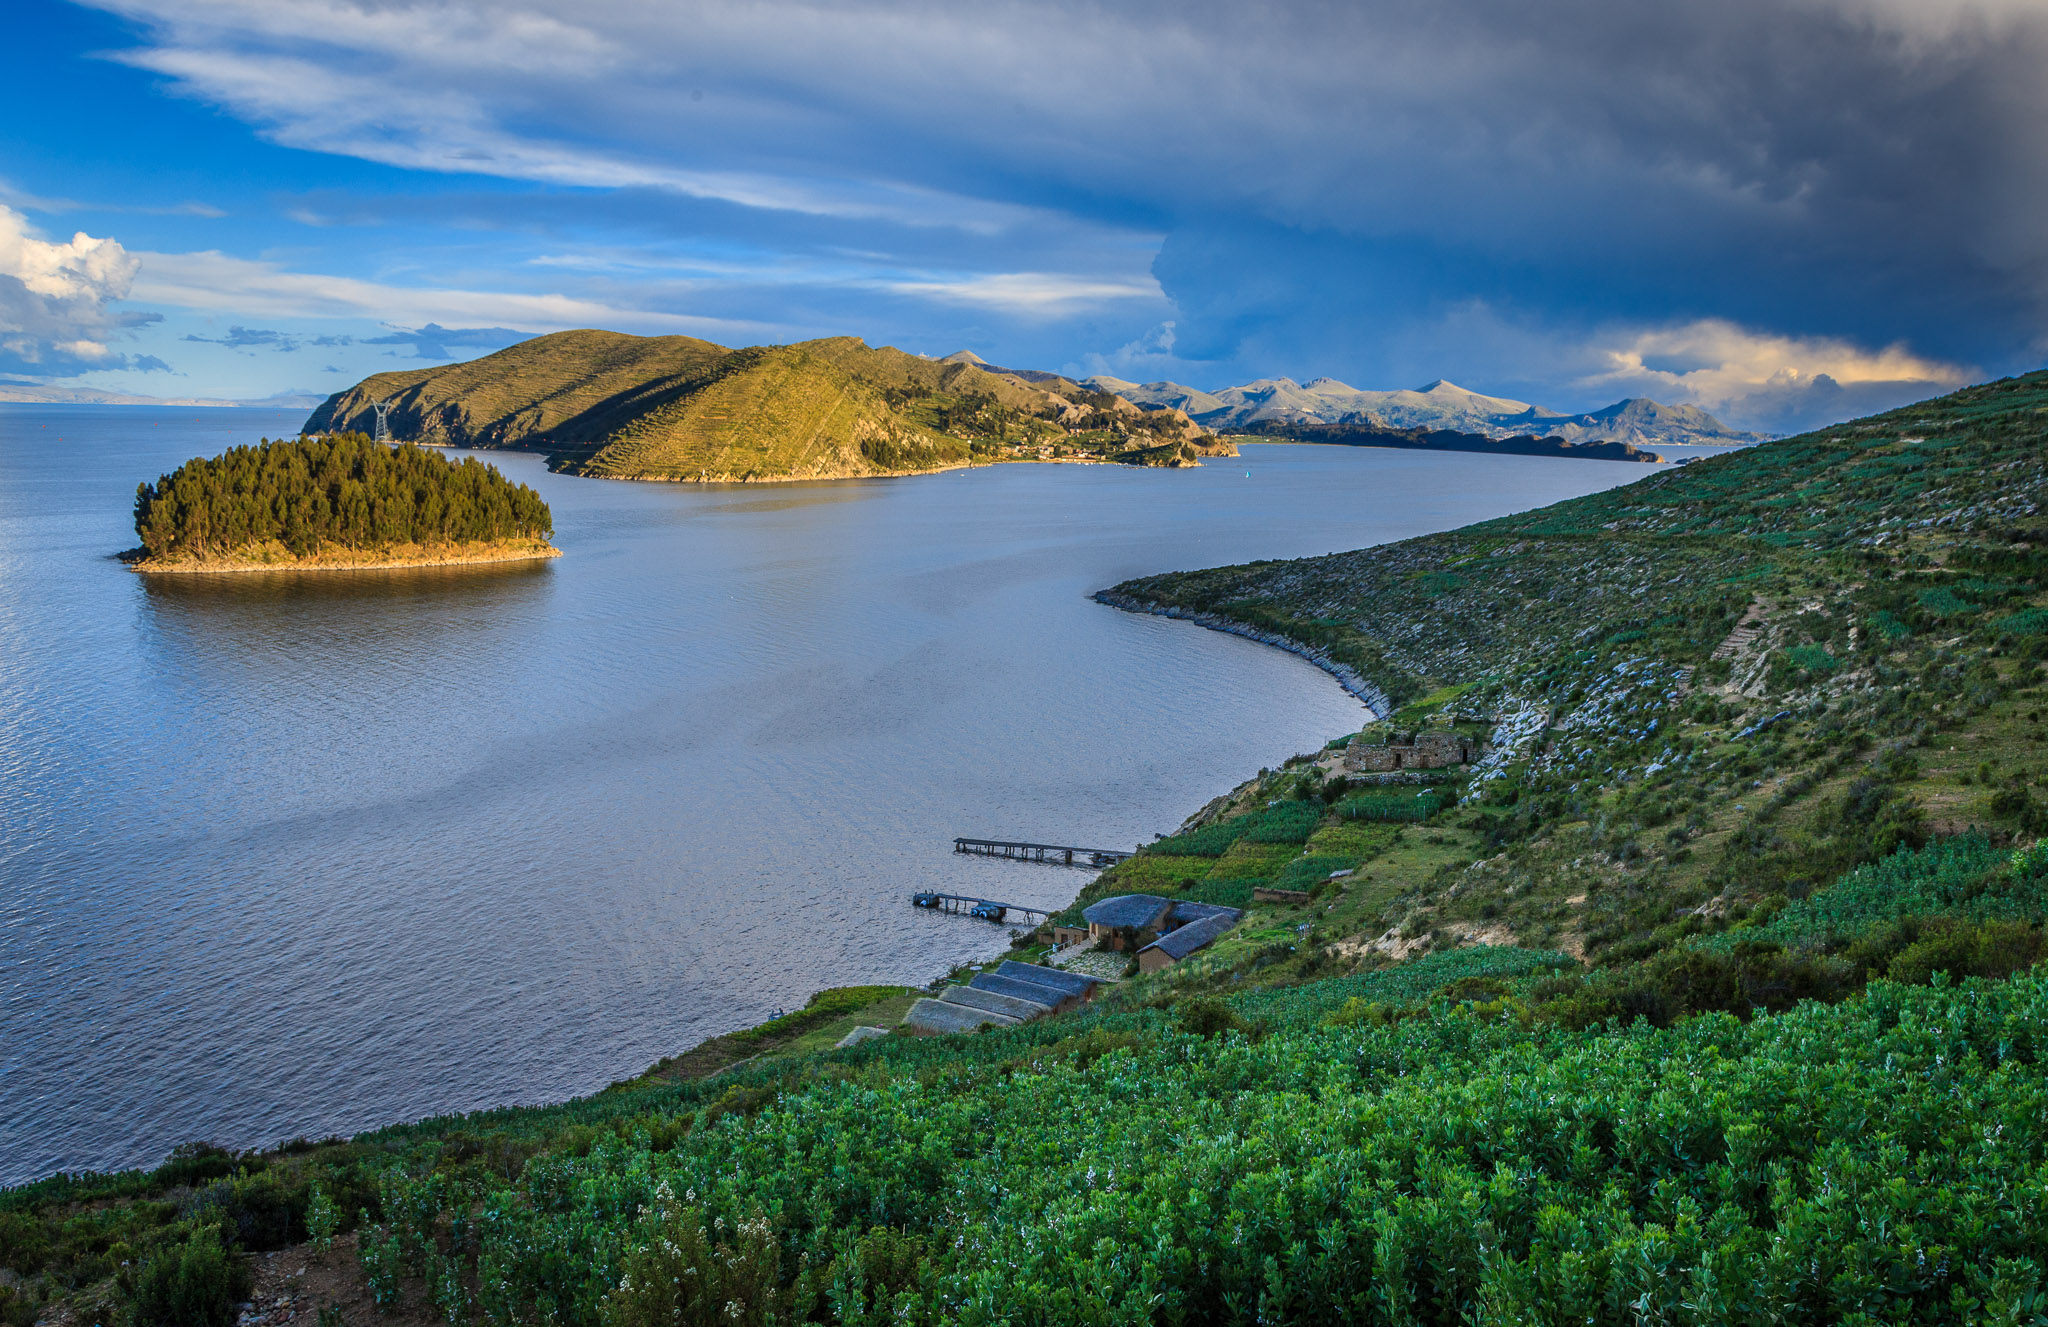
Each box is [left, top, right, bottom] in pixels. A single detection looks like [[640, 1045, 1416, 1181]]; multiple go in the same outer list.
[[127, 433, 557, 572], [1230, 416, 1660, 462], [304, 331, 1232, 483]]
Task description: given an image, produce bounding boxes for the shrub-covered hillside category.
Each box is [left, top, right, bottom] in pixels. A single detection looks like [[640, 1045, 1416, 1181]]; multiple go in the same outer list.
[[303, 331, 1231, 484], [7, 855, 2048, 1326], [1100, 369, 2048, 966], [10, 372, 2047, 1326], [130, 433, 555, 570]]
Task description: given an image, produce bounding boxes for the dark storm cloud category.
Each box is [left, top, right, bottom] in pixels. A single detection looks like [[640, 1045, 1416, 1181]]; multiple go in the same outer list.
[[83, 0, 2048, 424]]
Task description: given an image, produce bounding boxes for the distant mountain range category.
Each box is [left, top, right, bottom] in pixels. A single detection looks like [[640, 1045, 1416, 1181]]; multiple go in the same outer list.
[[1076, 373, 1767, 449], [5, 362, 1761, 455], [0, 382, 327, 409]]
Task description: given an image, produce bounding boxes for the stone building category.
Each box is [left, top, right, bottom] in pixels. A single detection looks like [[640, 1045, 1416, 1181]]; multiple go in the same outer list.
[[1136, 912, 1239, 973], [1077, 895, 1245, 952], [1345, 729, 1481, 772]]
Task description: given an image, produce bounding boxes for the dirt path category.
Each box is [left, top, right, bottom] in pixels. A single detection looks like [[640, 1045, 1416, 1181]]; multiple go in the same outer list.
[[238, 1235, 437, 1327]]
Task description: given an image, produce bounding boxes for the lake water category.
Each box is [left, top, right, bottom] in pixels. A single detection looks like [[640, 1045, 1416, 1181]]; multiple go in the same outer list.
[[0, 408, 1654, 1184]]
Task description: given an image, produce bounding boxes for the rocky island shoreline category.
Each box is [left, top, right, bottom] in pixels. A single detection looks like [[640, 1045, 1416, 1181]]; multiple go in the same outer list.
[[126, 538, 561, 574]]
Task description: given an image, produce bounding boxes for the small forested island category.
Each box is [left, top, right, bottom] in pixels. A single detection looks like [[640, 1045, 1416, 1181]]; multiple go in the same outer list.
[[127, 433, 557, 572], [305, 331, 1235, 483]]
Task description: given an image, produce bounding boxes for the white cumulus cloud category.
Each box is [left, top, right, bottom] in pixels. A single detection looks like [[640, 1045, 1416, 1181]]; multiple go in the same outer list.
[[0, 204, 162, 378]]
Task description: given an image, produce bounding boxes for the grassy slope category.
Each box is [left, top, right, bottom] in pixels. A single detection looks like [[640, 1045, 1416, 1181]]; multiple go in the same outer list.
[[565, 343, 975, 483], [305, 331, 1231, 482], [305, 330, 731, 452], [10, 374, 2048, 1326], [1101, 370, 2048, 962]]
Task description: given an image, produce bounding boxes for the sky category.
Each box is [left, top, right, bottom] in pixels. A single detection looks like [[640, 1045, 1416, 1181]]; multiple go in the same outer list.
[[4, 0, 2047, 431]]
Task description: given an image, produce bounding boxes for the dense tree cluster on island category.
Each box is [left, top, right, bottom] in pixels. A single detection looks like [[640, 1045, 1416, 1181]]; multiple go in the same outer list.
[[132, 433, 553, 562]]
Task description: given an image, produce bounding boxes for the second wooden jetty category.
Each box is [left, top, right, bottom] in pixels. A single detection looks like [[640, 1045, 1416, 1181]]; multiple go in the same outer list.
[[953, 837, 1133, 868], [911, 892, 1052, 924]]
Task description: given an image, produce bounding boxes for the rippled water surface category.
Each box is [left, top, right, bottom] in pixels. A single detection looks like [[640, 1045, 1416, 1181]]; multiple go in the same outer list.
[[0, 408, 1654, 1182]]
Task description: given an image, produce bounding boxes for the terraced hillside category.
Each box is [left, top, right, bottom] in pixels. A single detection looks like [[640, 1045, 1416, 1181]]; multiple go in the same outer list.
[[9, 373, 2048, 1327], [1099, 370, 2048, 963], [305, 331, 1230, 483]]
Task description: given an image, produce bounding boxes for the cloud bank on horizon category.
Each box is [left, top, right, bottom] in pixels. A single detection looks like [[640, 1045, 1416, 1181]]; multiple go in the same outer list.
[[3, 0, 2045, 429]]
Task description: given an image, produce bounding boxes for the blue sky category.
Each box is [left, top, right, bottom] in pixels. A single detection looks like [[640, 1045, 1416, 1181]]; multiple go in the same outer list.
[[4, 0, 2046, 431]]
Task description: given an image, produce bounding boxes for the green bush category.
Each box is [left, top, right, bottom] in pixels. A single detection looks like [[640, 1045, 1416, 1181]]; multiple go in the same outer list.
[[128, 1225, 249, 1327], [600, 1197, 812, 1327], [357, 1220, 401, 1312], [1995, 606, 2048, 637], [306, 1185, 338, 1253], [151, 1144, 238, 1190], [185, 1170, 299, 1252], [1857, 917, 2048, 986], [1147, 800, 1325, 856], [1539, 941, 1860, 1029], [729, 986, 903, 1046], [1173, 998, 1249, 1038], [1917, 586, 1977, 618]]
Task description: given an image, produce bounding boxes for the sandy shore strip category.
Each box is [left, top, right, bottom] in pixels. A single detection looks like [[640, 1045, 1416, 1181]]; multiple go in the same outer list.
[[126, 540, 561, 574]]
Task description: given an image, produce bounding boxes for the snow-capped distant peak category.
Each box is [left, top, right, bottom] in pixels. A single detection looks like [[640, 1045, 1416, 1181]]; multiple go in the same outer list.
[[1083, 368, 1765, 448]]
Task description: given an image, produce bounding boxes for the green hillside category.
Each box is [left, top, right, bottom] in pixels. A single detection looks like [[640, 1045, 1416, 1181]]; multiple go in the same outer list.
[[11, 372, 2048, 1326], [1098, 369, 2048, 965], [305, 331, 1231, 482], [304, 330, 730, 451]]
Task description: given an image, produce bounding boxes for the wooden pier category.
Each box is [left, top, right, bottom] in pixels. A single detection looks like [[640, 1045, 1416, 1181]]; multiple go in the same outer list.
[[953, 837, 1134, 868], [911, 892, 1052, 924]]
